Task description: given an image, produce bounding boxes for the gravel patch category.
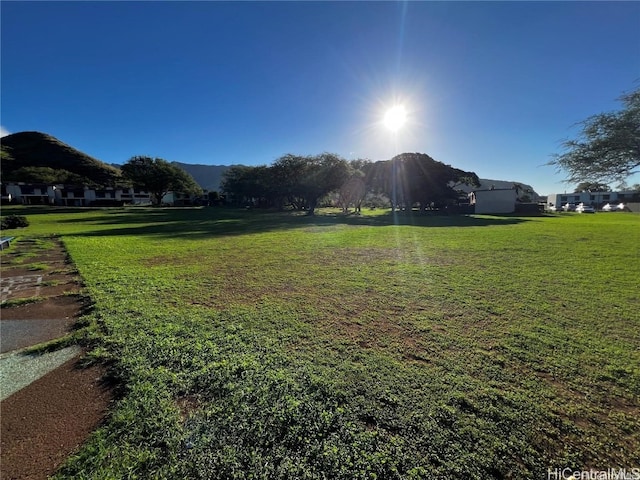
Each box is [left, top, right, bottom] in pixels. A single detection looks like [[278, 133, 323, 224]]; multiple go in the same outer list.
[[0, 346, 81, 401]]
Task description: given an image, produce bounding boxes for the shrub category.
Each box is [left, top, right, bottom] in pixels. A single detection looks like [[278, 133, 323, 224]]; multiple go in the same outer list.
[[1, 215, 29, 230]]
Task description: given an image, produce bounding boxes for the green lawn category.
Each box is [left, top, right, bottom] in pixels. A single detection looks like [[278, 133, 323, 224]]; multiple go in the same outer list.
[[3, 206, 639, 479]]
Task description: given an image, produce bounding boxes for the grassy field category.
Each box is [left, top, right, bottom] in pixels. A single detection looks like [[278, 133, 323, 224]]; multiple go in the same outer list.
[[3, 206, 639, 479]]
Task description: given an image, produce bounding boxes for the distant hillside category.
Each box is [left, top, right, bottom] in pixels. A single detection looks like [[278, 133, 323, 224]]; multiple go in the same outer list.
[[1, 131, 121, 186], [172, 162, 234, 192]]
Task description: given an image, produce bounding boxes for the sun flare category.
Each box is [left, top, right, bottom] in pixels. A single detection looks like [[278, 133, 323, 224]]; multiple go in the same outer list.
[[383, 105, 407, 132]]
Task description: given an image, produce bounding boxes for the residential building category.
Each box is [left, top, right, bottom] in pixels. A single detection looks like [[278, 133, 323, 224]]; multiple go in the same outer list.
[[546, 191, 640, 210], [1, 183, 153, 206], [3, 183, 56, 205]]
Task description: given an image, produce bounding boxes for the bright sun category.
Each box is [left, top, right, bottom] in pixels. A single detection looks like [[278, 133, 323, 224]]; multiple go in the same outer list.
[[383, 105, 407, 132]]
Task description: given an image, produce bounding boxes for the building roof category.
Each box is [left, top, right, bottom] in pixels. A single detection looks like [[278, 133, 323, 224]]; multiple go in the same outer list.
[[469, 188, 516, 193]]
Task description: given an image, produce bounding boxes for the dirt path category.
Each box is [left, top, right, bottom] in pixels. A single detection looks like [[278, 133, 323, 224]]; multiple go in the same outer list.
[[1, 236, 113, 479]]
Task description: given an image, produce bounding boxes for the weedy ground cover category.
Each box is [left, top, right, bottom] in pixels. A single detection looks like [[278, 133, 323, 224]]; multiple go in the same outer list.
[[3, 206, 639, 479]]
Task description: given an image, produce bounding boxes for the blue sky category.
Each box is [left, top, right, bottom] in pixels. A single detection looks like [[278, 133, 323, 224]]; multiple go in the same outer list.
[[2, 1, 639, 195]]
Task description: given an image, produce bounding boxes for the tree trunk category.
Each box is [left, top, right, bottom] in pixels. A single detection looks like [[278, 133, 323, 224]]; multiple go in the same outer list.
[[307, 198, 317, 215]]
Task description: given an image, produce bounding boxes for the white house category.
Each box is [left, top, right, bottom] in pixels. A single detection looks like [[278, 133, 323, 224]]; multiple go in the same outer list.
[[469, 188, 517, 214]]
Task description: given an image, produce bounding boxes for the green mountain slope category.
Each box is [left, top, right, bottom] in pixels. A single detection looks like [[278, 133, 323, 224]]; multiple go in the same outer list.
[[1, 131, 121, 186], [171, 162, 235, 192]]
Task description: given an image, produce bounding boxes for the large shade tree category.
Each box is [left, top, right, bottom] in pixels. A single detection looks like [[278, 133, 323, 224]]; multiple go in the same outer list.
[[366, 153, 480, 211], [550, 87, 640, 186], [337, 173, 367, 213], [121, 156, 202, 205], [337, 159, 372, 213], [269, 154, 311, 210], [221, 165, 274, 207], [298, 153, 351, 215], [221, 153, 351, 214], [267, 153, 351, 214]]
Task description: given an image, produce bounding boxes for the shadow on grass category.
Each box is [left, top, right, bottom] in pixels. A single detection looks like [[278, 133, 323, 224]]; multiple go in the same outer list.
[[52, 207, 533, 240]]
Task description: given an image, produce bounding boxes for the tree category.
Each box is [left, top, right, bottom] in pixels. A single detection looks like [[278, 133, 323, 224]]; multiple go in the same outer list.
[[366, 153, 479, 211], [574, 182, 611, 193], [269, 154, 310, 210], [551, 87, 640, 185], [337, 159, 372, 213], [267, 153, 350, 214], [221, 165, 273, 207], [338, 173, 366, 213], [300, 153, 351, 215], [221, 154, 350, 213], [121, 156, 201, 205]]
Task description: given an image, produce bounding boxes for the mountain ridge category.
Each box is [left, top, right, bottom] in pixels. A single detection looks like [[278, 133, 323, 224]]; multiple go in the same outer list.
[[1, 131, 121, 186], [171, 162, 241, 192]]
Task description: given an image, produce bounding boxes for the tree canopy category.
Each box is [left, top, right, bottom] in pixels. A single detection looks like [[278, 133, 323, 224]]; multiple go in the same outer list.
[[366, 153, 480, 211], [121, 156, 202, 205], [551, 87, 640, 186], [222, 153, 351, 214], [221, 152, 478, 214], [220, 165, 273, 207], [295, 153, 351, 215], [574, 182, 611, 193]]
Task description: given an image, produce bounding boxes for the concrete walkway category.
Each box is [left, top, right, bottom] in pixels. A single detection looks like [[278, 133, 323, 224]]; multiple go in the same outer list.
[[0, 237, 84, 400], [1, 237, 113, 480], [0, 318, 74, 353], [0, 346, 82, 401]]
